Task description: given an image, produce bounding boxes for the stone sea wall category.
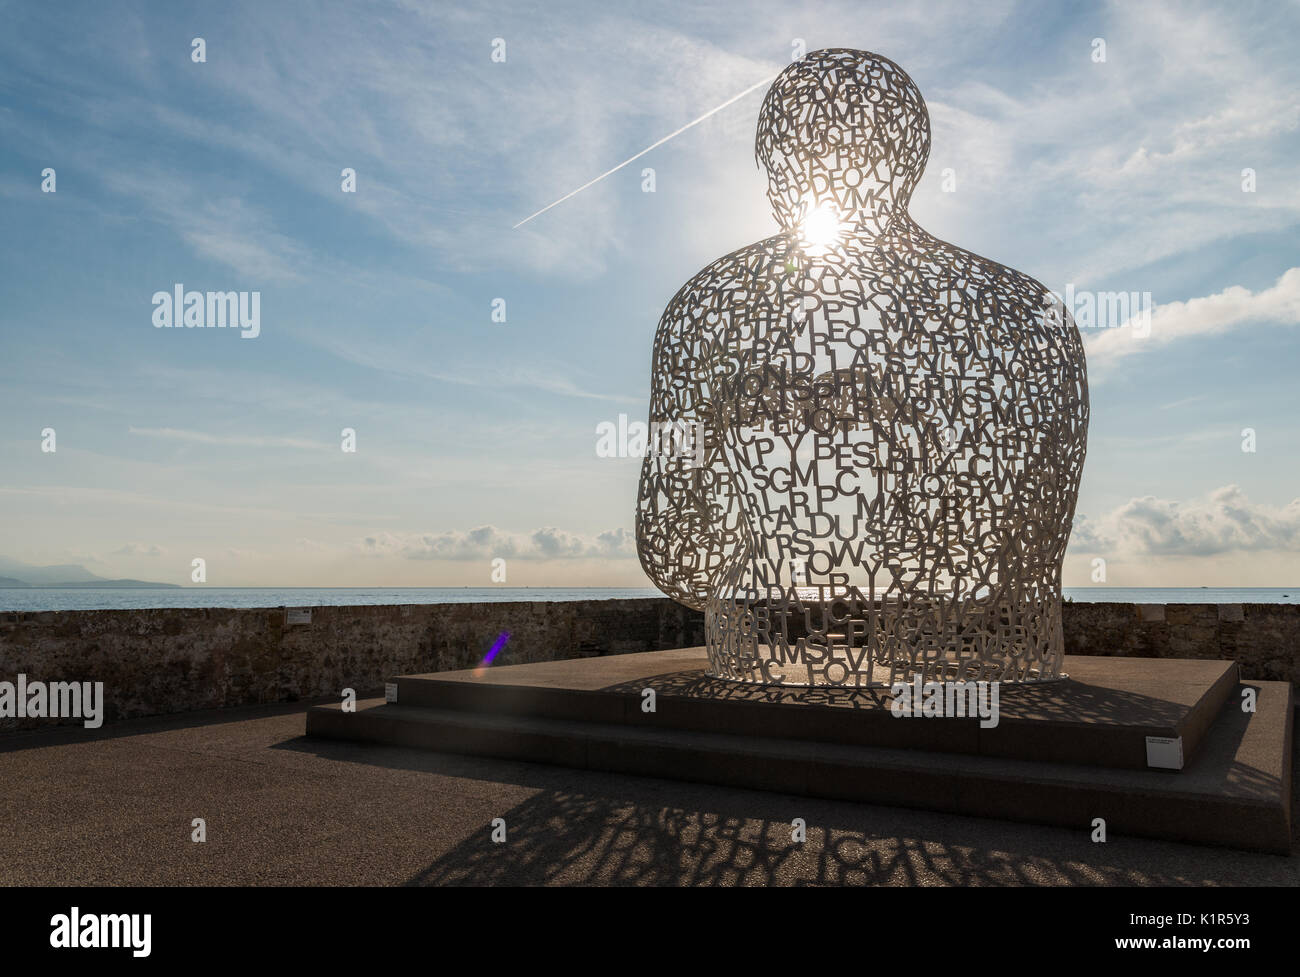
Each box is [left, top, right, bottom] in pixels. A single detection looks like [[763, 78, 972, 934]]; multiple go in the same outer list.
[[0, 599, 704, 731], [1061, 601, 1299, 683], [0, 599, 1296, 730]]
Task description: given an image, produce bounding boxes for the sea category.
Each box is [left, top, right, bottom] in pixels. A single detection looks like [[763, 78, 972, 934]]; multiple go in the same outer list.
[[0, 586, 1296, 612]]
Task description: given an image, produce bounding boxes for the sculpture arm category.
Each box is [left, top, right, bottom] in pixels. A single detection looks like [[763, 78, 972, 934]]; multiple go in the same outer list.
[[635, 301, 742, 610]]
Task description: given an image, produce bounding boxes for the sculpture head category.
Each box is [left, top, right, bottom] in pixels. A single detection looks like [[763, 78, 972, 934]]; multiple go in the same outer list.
[[756, 49, 931, 241]]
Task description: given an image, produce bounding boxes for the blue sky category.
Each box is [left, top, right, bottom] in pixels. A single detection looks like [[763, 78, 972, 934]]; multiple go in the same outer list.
[[1, 0, 1297, 587]]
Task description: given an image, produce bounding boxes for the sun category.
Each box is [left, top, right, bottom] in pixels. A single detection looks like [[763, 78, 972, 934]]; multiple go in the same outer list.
[[799, 202, 844, 254]]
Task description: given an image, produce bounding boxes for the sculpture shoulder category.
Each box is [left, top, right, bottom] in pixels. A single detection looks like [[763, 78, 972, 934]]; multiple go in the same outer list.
[[909, 230, 1087, 384], [910, 231, 1058, 322], [653, 233, 794, 348]]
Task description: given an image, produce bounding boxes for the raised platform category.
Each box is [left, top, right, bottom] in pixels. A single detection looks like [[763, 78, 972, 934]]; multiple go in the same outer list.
[[306, 648, 1293, 853], [364, 649, 1241, 770]]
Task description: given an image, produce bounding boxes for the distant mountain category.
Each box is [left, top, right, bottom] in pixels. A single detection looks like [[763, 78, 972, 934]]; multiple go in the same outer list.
[[0, 557, 101, 584], [33, 579, 182, 589], [0, 557, 179, 589]]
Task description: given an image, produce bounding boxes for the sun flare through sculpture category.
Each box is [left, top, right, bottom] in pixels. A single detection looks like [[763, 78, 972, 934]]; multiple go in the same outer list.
[[799, 202, 845, 254], [636, 49, 1089, 687]]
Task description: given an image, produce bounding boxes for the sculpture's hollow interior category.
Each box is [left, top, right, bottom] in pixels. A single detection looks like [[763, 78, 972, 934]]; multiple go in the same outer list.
[[637, 49, 1089, 688]]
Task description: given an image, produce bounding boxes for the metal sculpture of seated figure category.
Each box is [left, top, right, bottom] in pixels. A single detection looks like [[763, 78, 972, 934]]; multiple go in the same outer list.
[[635, 48, 1089, 687]]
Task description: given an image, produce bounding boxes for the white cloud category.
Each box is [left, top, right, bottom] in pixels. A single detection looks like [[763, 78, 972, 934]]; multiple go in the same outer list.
[[112, 542, 166, 557], [1073, 485, 1300, 556], [360, 525, 636, 561], [1087, 267, 1300, 367], [224, 548, 269, 560]]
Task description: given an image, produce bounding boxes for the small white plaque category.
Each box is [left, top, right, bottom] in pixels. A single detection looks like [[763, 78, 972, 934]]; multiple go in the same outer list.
[[285, 608, 312, 625], [1146, 735, 1183, 770], [385, 682, 398, 704]]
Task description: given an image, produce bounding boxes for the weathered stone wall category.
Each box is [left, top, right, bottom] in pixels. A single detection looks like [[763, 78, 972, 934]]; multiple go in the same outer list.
[[1061, 601, 1300, 683], [0, 599, 1295, 730], [0, 599, 705, 731]]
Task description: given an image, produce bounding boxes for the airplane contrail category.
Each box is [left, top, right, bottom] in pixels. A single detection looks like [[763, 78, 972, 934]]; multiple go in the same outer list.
[[512, 73, 777, 229]]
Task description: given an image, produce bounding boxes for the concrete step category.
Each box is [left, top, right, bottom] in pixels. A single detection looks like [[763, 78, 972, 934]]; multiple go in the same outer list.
[[306, 676, 1293, 853], [386, 648, 1240, 770]]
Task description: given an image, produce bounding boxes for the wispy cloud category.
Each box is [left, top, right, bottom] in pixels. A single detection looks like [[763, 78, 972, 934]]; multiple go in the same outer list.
[[917, 2, 1300, 285], [128, 426, 332, 450], [1087, 267, 1300, 367], [98, 169, 310, 282], [0, 486, 399, 525], [112, 542, 166, 557], [307, 332, 645, 403]]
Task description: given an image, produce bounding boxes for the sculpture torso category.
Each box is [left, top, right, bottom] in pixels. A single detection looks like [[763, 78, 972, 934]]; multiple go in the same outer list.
[[636, 50, 1089, 687]]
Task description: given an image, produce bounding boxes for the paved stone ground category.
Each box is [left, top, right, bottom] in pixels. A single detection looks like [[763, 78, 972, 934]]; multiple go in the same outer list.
[[1, 700, 1295, 886]]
